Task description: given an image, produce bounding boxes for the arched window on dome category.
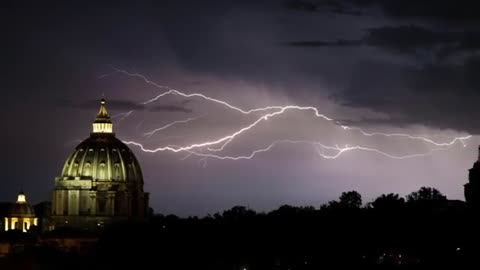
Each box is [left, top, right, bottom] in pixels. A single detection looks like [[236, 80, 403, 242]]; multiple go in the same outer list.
[[72, 163, 79, 177], [99, 162, 106, 180], [114, 163, 121, 180], [83, 162, 91, 177], [127, 163, 135, 179]]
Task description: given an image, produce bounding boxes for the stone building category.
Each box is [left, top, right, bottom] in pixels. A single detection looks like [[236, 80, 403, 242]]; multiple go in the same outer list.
[[465, 146, 480, 208], [51, 98, 149, 230], [4, 191, 38, 232]]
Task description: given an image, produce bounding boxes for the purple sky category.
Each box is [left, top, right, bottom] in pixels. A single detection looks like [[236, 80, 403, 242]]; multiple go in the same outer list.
[[2, 0, 480, 216]]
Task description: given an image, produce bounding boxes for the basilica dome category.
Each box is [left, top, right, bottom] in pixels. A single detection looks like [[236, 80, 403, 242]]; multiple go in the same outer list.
[[9, 192, 35, 217], [60, 99, 143, 183], [51, 98, 149, 229], [4, 191, 38, 232], [60, 133, 143, 183]]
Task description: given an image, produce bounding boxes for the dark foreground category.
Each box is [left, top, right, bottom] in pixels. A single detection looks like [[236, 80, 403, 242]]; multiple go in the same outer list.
[[1, 190, 480, 269]]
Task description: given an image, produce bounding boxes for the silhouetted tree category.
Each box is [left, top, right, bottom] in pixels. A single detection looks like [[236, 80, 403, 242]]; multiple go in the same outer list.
[[323, 200, 340, 210], [371, 193, 405, 210], [339, 190, 362, 208], [322, 191, 363, 210], [406, 187, 447, 202], [222, 206, 256, 220], [270, 205, 316, 219], [272, 204, 299, 215]]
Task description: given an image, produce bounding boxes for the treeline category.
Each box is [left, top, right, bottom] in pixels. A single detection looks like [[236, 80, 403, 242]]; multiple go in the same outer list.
[[3, 187, 479, 269], [91, 186, 480, 269]]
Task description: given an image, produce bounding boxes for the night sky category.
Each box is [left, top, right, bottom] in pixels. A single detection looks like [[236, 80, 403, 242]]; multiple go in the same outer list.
[[2, 0, 480, 216]]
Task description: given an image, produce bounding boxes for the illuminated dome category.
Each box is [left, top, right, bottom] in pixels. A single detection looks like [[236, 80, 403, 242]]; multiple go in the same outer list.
[[60, 98, 142, 183], [60, 132, 143, 184], [51, 98, 149, 230], [4, 191, 38, 232], [9, 192, 35, 217]]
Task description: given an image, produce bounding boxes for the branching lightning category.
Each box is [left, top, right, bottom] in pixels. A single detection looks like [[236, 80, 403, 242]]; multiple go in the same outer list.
[[112, 110, 134, 123], [144, 115, 204, 138], [123, 106, 294, 152], [344, 127, 470, 147], [104, 67, 473, 162], [180, 140, 459, 161], [109, 66, 288, 115]]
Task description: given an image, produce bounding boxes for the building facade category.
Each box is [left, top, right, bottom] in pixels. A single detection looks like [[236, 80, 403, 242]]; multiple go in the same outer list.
[[4, 192, 38, 232], [465, 146, 480, 208], [51, 99, 149, 230]]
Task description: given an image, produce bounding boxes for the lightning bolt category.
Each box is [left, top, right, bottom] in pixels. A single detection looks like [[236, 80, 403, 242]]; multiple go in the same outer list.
[[344, 127, 470, 147], [147, 134, 195, 143], [135, 119, 146, 133], [104, 67, 473, 161], [111, 110, 134, 123], [144, 115, 204, 138], [124, 107, 294, 152], [176, 140, 461, 162], [123, 106, 471, 160], [107, 66, 287, 115]]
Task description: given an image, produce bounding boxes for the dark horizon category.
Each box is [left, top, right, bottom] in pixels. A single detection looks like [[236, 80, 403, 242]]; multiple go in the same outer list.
[[2, 186, 479, 268]]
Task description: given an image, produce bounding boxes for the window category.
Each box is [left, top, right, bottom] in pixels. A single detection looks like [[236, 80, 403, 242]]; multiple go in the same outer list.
[[99, 162, 106, 179], [84, 162, 91, 177], [114, 163, 121, 180], [73, 163, 79, 177]]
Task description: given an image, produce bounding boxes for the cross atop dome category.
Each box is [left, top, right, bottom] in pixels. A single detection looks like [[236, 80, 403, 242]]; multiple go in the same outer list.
[[92, 98, 113, 134], [95, 98, 111, 122]]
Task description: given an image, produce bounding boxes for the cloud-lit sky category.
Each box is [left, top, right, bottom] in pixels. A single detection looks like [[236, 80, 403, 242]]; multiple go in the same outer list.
[[2, 0, 480, 216]]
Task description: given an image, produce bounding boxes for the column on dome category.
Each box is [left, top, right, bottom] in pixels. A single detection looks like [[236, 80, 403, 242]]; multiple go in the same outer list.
[[114, 191, 126, 216], [95, 192, 108, 215], [106, 191, 116, 216], [106, 148, 112, 180], [89, 191, 97, 215], [79, 190, 90, 215], [52, 190, 68, 216], [67, 190, 80, 215]]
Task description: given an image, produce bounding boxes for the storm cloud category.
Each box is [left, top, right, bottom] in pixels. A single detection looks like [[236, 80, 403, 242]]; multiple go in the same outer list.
[[57, 99, 192, 113]]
